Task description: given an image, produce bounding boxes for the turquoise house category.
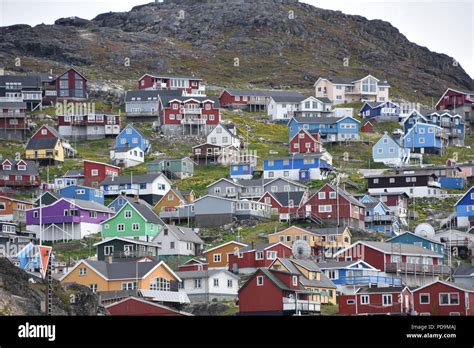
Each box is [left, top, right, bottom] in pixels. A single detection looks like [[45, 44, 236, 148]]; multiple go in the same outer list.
[[147, 157, 195, 179], [386, 231, 445, 259]]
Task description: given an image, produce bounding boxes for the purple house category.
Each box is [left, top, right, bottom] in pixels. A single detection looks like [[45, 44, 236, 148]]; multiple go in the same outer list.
[[26, 197, 115, 242]]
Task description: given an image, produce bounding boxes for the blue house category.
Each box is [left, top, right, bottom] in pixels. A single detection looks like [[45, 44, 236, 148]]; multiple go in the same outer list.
[[115, 124, 150, 154], [263, 153, 332, 181], [359, 195, 398, 236], [403, 122, 445, 154], [58, 185, 104, 205], [372, 132, 410, 167], [360, 101, 400, 121], [317, 260, 402, 291], [386, 231, 445, 258], [230, 163, 254, 180], [288, 116, 360, 143], [455, 186, 474, 228], [426, 112, 465, 146], [403, 110, 427, 134]]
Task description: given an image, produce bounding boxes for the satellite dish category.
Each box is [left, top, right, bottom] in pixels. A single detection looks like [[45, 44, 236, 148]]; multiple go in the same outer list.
[[414, 223, 435, 238], [292, 240, 311, 260]]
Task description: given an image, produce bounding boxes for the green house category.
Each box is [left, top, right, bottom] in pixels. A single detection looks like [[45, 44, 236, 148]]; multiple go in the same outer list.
[[101, 196, 164, 242], [147, 157, 195, 180]]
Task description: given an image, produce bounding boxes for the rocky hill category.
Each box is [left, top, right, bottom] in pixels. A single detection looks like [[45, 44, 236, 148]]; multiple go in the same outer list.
[[0, 0, 472, 101], [0, 258, 105, 315]]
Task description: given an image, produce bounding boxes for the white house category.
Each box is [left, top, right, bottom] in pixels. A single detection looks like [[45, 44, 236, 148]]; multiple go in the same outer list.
[[267, 95, 333, 122], [207, 124, 241, 149], [153, 224, 204, 256], [176, 269, 240, 303], [110, 146, 144, 168]]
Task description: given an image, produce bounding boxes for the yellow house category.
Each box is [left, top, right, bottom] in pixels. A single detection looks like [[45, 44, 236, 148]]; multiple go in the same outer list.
[[60, 259, 181, 293], [25, 125, 65, 163], [268, 226, 351, 250], [154, 188, 194, 214], [269, 258, 337, 304], [203, 240, 248, 268]]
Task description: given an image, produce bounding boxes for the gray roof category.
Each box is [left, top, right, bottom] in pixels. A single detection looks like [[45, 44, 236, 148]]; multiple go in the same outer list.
[[239, 243, 277, 253], [362, 241, 440, 257], [0, 101, 27, 108], [275, 259, 336, 289], [119, 196, 163, 224], [0, 160, 39, 176], [63, 169, 84, 178], [271, 94, 306, 103], [100, 173, 164, 186], [314, 97, 333, 104], [292, 115, 350, 124], [271, 191, 306, 206], [305, 226, 350, 236], [453, 264, 474, 277], [26, 137, 60, 150], [86, 260, 162, 280], [159, 224, 204, 244], [159, 95, 221, 108], [94, 237, 161, 248], [266, 153, 324, 161], [225, 89, 303, 98], [125, 89, 182, 102], [69, 199, 115, 214], [316, 261, 361, 269], [0, 75, 42, 88], [176, 269, 238, 279]]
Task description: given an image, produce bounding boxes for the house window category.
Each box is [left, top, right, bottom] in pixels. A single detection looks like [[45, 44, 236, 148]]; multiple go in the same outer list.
[[213, 253, 221, 263], [213, 278, 219, 287], [122, 282, 137, 291], [255, 251, 264, 260], [90, 211, 97, 218], [256, 276, 264, 286], [292, 276, 298, 286], [267, 251, 277, 260], [327, 270, 337, 279], [170, 241, 175, 249], [132, 223, 140, 231], [318, 192, 326, 199], [419, 293, 430, 304], [439, 293, 459, 305], [117, 224, 125, 232], [382, 294, 392, 306], [194, 279, 202, 288], [150, 277, 170, 291], [79, 268, 87, 276], [104, 245, 114, 256], [227, 279, 233, 288], [91, 169, 99, 176], [33, 211, 38, 218], [329, 192, 336, 199], [89, 284, 98, 293], [125, 210, 132, 219], [360, 295, 370, 305]]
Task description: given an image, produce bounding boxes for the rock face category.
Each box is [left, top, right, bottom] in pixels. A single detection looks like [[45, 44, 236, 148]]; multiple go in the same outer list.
[[0, 258, 104, 316], [0, 0, 471, 100]]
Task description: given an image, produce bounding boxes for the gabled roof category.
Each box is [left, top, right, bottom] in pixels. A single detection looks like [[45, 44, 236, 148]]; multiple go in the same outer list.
[[268, 225, 321, 237], [26, 137, 60, 151], [385, 231, 444, 246], [289, 128, 321, 145], [411, 280, 474, 293], [454, 187, 474, 206], [93, 237, 161, 248], [104, 296, 193, 316], [100, 173, 169, 186], [316, 260, 378, 270], [435, 88, 474, 108], [157, 224, 204, 244], [176, 269, 239, 280], [140, 73, 202, 81], [264, 191, 306, 207], [333, 241, 442, 258], [0, 160, 39, 176], [66, 198, 114, 214], [238, 242, 291, 254], [273, 258, 337, 289], [202, 240, 248, 254], [357, 286, 406, 294], [310, 183, 365, 208], [452, 263, 474, 277], [108, 196, 163, 224], [270, 94, 306, 103]]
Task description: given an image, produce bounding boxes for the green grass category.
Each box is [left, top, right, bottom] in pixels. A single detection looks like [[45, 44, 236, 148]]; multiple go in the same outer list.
[[44, 234, 101, 263], [321, 302, 339, 316]]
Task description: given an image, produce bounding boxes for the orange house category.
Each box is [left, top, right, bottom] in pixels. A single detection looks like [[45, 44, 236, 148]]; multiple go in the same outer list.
[[154, 188, 194, 214], [203, 241, 248, 269], [60, 259, 181, 293], [0, 196, 35, 223]]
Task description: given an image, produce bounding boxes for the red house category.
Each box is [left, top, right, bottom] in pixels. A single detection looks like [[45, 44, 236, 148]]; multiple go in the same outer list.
[[361, 121, 374, 133], [177, 259, 208, 272], [83, 160, 120, 188], [435, 88, 473, 123], [228, 242, 292, 274], [333, 241, 448, 287], [138, 74, 204, 95], [159, 96, 220, 135], [339, 286, 412, 315], [302, 183, 365, 229], [0, 159, 40, 188], [43, 68, 88, 103], [219, 89, 250, 109], [105, 297, 191, 316], [289, 129, 322, 154], [258, 191, 308, 221], [238, 268, 318, 315], [411, 280, 474, 316]]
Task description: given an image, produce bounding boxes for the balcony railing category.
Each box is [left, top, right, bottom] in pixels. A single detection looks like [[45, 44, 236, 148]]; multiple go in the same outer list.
[[181, 118, 205, 125], [385, 262, 451, 275], [364, 215, 394, 222], [282, 297, 321, 313], [341, 275, 402, 286]]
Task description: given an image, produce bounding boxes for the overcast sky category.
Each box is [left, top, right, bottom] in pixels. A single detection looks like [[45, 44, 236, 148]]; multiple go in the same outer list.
[[1, 0, 472, 77]]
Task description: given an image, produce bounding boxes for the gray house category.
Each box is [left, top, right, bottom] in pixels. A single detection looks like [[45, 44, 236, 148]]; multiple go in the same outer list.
[[125, 90, 182, 120], [153, 224, 204, 256], [193, 195, 272, 228], [453, 264, 474, 287], [94, 237, 161, 261], [207, 177, 308, 200]]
